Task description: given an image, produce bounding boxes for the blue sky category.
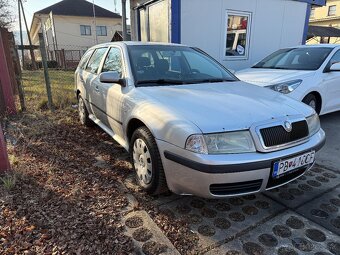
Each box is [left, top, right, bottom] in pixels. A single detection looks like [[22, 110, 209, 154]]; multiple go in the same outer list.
[[12, 0, 129, 31]]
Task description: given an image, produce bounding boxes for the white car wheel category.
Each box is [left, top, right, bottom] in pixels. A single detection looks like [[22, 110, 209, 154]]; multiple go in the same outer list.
[[303, 94, 320, 114]]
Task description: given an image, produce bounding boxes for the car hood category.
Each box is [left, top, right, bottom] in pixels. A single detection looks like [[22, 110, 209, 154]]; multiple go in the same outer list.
[[137, 81, 314, 133], [236, 68, 315, 87]]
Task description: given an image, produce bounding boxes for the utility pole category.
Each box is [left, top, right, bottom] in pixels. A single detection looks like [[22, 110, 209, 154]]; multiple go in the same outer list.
[[114, 0, 118, 12], [38, 33, 54, 112], [92, 0, 98, 44], [19, 0, 37, 70], [18, 0, 24, 68], [122, 0, 128, 41]]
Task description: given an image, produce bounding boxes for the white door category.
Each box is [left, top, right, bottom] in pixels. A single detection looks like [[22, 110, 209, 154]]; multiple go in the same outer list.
[[322, 50, 340, 113]]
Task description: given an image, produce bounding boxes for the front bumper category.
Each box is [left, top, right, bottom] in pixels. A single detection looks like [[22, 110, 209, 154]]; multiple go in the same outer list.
[[157, 129, 326, 198]]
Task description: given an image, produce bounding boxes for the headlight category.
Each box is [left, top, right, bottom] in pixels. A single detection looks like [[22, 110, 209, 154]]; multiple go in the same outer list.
[[266, 79, 302, 94], [306, 113, 320, 136], [185, 135, 208, 154], [185, 131, 256, 154]]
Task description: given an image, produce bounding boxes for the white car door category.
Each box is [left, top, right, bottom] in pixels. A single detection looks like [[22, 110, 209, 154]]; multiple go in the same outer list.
[[98, 47, 125, 139], [322, 49, 340, 113]]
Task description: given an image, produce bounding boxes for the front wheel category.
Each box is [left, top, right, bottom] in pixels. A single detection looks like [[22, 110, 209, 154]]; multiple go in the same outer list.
[[130, 127, 168, 195], [302, 94, 320, 114]]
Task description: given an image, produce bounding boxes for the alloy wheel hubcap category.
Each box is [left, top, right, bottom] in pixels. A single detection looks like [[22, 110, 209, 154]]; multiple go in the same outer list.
[[133, 138, 152, 185], [309, 100, 316, 110]]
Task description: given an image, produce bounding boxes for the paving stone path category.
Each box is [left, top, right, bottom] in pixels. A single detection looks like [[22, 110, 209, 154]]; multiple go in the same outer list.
[[119, 162, 340, 255]]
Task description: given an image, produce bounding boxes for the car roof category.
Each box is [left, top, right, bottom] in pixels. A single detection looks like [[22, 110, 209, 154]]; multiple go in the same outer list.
[[88, 41, 188, 50], [288, 44, 340, 49]]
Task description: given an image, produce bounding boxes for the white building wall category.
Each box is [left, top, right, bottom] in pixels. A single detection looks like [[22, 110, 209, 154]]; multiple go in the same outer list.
[[31, 15, 121, 51], [181, 0, 308, 71]]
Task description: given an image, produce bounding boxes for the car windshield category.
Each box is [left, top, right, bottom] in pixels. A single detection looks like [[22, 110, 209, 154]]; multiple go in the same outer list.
[[127, 45, 237, 86], [253, 47, 333, 71]]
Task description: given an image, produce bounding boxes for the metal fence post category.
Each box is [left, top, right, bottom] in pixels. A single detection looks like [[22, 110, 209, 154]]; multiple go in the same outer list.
[[38, 33, 54, 112]]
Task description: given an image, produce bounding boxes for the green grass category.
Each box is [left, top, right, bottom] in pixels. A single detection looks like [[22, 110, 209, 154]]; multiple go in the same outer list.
[[22, 70, 77, 110], [0, 173, 16, 190]]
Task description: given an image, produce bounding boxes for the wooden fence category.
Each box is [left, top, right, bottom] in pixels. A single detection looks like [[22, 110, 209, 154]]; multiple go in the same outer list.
[[51, 49, 86, 70]]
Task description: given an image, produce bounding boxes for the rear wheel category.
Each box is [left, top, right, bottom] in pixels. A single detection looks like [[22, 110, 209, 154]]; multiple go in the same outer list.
[[78, 96, 93, 127], [302, 94, 320, 114], [130, 127, 168, 195]]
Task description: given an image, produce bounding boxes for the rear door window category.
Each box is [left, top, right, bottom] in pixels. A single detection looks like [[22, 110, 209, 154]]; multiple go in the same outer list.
[[86, 47, 108, 74], [78, 49, 94, 70]]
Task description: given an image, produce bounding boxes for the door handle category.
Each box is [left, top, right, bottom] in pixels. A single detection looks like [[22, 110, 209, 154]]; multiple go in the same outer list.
[[95, 85, 100, 92]]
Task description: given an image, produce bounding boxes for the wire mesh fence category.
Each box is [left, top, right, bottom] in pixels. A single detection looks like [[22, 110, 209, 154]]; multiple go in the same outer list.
[[20, 44, 85, 112], [22, 69, 76, 111]]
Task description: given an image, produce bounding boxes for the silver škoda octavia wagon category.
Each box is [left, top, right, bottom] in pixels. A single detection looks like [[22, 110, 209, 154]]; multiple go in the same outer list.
[[75, 42, 325, 198]]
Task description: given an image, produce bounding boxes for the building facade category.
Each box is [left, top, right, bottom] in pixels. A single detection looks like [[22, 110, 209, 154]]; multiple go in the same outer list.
[[309, 0, 340, 43], [30, 0, 122, 68], [130, 0, 325, 71]]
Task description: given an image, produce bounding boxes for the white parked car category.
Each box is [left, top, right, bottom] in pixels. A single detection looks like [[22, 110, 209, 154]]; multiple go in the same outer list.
[[75, 42, 325, 198], [236, 44, 340, 115]]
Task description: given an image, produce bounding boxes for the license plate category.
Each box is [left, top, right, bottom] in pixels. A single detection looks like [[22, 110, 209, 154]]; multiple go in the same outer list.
[[273, 151, 315, 178]]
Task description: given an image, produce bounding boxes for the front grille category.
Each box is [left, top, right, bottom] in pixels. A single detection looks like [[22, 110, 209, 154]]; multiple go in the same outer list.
[[260, 120, 309, 148], [210, 180, 263, 196]]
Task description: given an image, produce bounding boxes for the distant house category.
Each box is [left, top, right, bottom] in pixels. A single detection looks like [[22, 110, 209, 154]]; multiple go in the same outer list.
[[111, 31, 131, 42], [309, 0, 340, 43], [111, 26, 132, 42], [30, 0, 122, 68]]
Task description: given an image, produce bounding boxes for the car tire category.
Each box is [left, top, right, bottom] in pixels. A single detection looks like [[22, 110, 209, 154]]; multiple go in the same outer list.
[[302, 94, 320, 114], [78, 96, 93, 127], [130, 126, 168, 195]]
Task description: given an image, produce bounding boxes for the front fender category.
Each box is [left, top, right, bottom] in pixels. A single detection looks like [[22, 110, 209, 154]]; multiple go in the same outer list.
[[125, 103, 202, 149]]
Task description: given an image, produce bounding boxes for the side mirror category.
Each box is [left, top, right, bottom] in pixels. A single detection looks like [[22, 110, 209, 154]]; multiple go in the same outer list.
[[99, 71, 126, 86], [329, 62, 340, 72]]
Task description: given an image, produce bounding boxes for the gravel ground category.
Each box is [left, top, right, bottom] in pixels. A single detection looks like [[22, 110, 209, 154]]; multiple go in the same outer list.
[[0, 110, 198, 254], [1, 109, 339, 255]]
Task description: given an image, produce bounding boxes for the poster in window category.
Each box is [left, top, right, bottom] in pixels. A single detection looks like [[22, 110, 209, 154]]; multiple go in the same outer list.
[[225, 12, 251, 58]]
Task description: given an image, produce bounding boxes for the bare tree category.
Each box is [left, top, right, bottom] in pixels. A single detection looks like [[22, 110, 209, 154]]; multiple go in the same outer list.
[[0, 0, 14, 29]]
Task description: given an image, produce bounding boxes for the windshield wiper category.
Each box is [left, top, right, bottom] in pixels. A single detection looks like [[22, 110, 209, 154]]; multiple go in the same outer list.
[[136, 79, 185, 85], [251, 66, 289, 70], [188, 78, 235, 84], [271, 67, 290, 70]]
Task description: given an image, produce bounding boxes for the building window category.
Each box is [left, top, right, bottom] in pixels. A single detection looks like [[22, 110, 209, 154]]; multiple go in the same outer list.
[[310, 7, 315, 18], [328, 5, 336, 16], [225, 10, 252, 60], [80, 25, 92, 36], [96, 26, 107, 36]]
